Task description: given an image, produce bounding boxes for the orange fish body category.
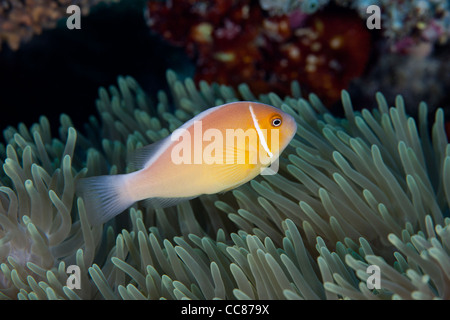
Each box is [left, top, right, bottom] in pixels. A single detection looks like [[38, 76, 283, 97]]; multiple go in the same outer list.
[[78, 101, 297, 224]]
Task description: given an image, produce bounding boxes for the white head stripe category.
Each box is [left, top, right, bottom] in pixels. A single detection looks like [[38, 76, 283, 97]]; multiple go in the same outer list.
[[249, 105, 273, 158]]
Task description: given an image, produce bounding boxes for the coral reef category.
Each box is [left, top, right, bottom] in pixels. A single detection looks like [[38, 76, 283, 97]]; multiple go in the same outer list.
[[146, 0, 450, 119], [146, 0, 371, 105], [260, 0, 450, 47], [0, 0, 115, 50], [0, 72, 449, 300]]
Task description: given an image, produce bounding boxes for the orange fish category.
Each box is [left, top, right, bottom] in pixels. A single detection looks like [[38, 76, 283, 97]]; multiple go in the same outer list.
[[77, 101, 297, 224]]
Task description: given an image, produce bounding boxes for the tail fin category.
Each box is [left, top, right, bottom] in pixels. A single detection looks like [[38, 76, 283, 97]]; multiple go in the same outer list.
[[76, 174, 134, 225]]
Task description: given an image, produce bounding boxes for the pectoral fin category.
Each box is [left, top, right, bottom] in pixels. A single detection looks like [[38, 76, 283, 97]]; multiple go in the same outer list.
[[205, 144, 259, 193]]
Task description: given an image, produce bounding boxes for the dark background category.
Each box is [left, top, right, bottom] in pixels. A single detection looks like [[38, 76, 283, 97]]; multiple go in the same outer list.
[[0, 1, 193, 136]]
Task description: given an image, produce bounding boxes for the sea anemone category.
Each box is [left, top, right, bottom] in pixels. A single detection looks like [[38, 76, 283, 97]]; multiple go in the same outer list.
[[0, 71, 449, 299]]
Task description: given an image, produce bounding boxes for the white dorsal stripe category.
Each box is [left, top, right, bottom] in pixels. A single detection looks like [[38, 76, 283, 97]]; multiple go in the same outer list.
[[249, 105, 273, 158]]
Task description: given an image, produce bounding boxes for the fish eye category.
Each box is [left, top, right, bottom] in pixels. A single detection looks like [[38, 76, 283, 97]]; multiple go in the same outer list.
[[271, 117, 282, 127]]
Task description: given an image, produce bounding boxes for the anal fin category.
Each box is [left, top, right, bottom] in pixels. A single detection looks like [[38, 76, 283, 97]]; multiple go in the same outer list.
[[142, 196, 196, 209]]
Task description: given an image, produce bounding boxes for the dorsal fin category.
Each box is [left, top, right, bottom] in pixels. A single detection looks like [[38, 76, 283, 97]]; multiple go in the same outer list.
[[128, 136, 171, 170], [127, 105, 222, 171]]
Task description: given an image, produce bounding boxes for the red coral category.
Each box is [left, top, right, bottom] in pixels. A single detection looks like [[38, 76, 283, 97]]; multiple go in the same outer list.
[[146, 0, 372, 106], [270, 9, 372, 105]]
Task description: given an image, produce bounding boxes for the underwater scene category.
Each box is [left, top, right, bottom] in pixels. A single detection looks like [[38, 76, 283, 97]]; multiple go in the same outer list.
[[0, 0, 450, 303]]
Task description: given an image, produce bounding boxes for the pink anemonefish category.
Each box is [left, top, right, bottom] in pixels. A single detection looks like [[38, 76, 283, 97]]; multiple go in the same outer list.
[[77, 101, 297, 224]]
